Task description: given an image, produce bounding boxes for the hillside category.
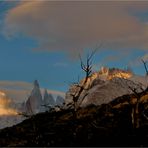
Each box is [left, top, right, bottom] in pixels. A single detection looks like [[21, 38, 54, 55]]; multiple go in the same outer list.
[[1, 91, 148, 146], [65, 67, 147, 107]]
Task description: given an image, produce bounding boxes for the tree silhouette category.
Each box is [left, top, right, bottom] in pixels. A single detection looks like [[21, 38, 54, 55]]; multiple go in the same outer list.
[[68, 48, 98, 118], [113, 59, 148, 129]]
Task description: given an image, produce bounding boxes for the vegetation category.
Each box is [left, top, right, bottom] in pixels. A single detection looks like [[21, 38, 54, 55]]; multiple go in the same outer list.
[[1, 91, 148, 146], [67, 48, 98, 118]]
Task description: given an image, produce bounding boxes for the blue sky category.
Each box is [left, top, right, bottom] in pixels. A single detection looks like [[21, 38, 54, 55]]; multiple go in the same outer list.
[[0, 1, 148, 93]]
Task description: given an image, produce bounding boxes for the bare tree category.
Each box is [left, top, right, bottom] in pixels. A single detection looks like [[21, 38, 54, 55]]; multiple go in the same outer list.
[[68, 48, 98, 118], [142, 59, 148, 76], [127, 82, 144, 129], [113, 76, 144, 128], [113, 61, 148, 129]]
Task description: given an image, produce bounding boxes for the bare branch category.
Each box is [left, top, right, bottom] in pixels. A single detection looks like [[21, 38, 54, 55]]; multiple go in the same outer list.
[[113, 71, 147, 129], [69, 50, 97, 114], [142, 59, 148, 76], [67, 45, 103, 118], [88, 45, 101, 61]]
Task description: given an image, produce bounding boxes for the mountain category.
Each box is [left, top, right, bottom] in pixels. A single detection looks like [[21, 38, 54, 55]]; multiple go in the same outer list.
[[56, 95, 64, 106], [25, 80, 43, 114], [42, 89, 55, 111], [43, 89, 55, 106], [24, 80, 65, 114], [65, 67, 147, 107]]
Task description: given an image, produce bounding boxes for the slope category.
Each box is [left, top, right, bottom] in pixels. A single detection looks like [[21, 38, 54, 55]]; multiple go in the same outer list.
[[1, 91, 148, 147]]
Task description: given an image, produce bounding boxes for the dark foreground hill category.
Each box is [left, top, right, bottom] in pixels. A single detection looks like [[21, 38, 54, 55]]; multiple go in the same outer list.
[[1, 93, 148, 146]]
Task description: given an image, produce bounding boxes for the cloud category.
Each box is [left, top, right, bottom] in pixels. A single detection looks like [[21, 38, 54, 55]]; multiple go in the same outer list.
[[2, 1, 148, 55], [0, 81, 32, 90], [0, 91, 17, 116], [0, 81, 33, 102]]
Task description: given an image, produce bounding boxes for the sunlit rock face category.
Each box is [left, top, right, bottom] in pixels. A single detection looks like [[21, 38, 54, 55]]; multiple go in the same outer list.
[[95, 67, 132, 80], [106, 68, 132, 80], [65, 67, 146, 107], [78, 67, 132, 90]]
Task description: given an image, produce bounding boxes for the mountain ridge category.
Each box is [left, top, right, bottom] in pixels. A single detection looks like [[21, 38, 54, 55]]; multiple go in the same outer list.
[[65, 67, 147, 107]]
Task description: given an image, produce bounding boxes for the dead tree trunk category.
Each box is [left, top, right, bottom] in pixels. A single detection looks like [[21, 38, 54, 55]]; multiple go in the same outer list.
[[131, 98, 140, 129], [114, 75, 145, 129], [69, 48, 99, 119]]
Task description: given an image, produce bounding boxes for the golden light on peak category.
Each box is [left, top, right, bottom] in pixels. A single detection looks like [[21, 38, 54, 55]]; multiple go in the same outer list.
[[107, 71, 132, 80]]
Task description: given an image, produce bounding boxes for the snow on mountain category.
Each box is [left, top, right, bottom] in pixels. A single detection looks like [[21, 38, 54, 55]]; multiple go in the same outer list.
[[65, 67, 148, 107]]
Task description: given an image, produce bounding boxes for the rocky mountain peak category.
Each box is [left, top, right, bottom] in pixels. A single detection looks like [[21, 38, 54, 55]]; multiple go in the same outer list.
[[43, 89, 55, 107], [97, 67, 133, 80], [33, 80, 40, 89], [65, 67, 145, 107], [25, 80, 43, 114]]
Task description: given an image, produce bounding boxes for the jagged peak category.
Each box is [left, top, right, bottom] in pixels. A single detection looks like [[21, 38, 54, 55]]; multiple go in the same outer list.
[[31, 80, 42, 95], [107, 68, 133, 80], [43, 89, 48, 98], [34, 80, 40, 88], [94, 67, 133, 80], [78, 67, 133, 90], [99, 66, 109, 75]]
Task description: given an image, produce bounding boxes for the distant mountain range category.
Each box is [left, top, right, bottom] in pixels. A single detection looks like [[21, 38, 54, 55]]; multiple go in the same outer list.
[[23, 80, 64, 115], [0, 80, 65, 129]]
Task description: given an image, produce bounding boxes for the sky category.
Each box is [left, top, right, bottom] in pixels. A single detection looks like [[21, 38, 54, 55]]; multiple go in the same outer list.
[[0, 0, 148, 96]]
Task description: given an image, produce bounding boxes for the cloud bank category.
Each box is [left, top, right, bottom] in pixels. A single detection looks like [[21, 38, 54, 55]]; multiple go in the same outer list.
[[3, 1, 148, 54]]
